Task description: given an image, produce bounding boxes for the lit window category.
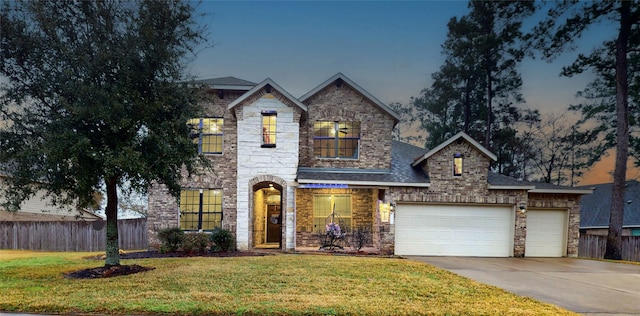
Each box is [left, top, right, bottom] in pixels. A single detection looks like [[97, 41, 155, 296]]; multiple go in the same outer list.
[[313, 121, 360, 159], [313, 194, 351, 233], [453, 153, 463, 177], [262, 111, 276, 147], [179, 189, 223, 231], [188, 118, 223, 154]]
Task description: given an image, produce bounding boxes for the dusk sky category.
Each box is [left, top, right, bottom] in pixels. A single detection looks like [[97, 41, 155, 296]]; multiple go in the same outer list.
[[190, 1, 638, 185]]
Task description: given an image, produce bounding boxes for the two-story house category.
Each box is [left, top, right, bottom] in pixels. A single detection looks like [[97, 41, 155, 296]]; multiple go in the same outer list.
[[147, 73, 591, 257]]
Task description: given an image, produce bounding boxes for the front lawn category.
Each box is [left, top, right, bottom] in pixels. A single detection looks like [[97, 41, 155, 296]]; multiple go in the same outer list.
[[0, 250, 576, 315]]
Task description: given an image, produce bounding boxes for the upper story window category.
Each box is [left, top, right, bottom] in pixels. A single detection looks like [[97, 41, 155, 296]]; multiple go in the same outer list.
[[313, 121, 360, 159], [453, 153, 463, 177], [179, 189, 223, 231], [262, 111, 277, 148], [188, 118, 223, 154]]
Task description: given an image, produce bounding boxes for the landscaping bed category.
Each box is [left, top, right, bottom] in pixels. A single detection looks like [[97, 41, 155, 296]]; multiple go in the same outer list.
[[68, 250, 269, 279]]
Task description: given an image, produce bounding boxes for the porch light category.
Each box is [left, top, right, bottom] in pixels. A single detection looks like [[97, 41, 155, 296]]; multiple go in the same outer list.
[[379, 201, 391, 222], [519, 203, 526, 213]]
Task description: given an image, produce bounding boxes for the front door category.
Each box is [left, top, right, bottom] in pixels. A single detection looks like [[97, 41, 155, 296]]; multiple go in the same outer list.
[[266, 205, 281, 243]]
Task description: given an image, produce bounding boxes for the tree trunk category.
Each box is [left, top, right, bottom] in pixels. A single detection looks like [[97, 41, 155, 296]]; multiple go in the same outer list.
[[464, 79, 471, 133], [105, 177, 121, 266], [485, 71, 492, 147], [604, 0, 630, 260]]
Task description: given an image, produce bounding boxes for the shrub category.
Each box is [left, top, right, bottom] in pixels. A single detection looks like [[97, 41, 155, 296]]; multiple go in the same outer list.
[[157, 227, 184, 253], [210, 228, 235, 252], [350, 226, 371, 251], [183, 233, 211, 253]]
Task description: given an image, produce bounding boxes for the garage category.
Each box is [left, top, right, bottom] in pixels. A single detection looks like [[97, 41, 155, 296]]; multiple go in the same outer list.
[[525, 209, 567, 257], [394, 204, 514, 257]]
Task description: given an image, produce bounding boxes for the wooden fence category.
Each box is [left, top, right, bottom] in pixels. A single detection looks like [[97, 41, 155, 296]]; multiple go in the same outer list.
[[579, 234, 640, 262], [0, 218, 147, 251]]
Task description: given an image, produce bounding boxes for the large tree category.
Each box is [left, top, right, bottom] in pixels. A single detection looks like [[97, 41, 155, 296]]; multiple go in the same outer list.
[[410, 1, 534, 178], [0, 0, 209, 266], [532, 0, 640, 259]]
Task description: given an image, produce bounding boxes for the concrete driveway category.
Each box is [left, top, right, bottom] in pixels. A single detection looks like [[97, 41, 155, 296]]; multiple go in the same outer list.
[[410, 257, 640, 315]]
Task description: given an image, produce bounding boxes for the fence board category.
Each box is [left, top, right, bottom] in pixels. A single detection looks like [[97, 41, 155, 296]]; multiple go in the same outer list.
[[0, 219, 147, 251], [579, 234, 640, 262]]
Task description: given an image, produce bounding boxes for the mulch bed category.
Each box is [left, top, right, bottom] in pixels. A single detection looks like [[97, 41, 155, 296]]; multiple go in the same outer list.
[[65, 250, 268, 279]]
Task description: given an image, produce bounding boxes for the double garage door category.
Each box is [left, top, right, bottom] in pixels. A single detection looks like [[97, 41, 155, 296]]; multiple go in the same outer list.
[[394, 204, 567, 257]]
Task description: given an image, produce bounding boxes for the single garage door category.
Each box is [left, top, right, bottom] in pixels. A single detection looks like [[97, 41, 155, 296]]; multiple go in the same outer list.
[[395, 204, 513, 257], [525, 209, 567, 257]]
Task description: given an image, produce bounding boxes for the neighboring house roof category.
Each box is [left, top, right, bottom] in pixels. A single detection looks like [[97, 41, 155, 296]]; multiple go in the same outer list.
[[526, 181, 593, 194], [0, 208, 102, 221], [579, 180, 640, 229], [299, 73, 401, 123], [297, 140, 430, 187], [194, 76, 257, 91], [412, 131, 497, 167], [227, 78, 308, 113]]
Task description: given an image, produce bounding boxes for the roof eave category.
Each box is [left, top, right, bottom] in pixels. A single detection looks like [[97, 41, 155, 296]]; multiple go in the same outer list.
[[227, 78, 308, 112], [296, 179, 431, 188], [529, 189, 594, 194], [488, 185, 536, 190], [210, 84, 254, 91]]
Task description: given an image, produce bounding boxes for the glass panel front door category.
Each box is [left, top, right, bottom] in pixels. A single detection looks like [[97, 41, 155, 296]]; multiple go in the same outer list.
[[266, 205, 281, 243]]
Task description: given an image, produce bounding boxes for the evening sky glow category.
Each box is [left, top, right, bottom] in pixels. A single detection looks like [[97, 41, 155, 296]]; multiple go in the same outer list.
[[189, 1, 639, 185]]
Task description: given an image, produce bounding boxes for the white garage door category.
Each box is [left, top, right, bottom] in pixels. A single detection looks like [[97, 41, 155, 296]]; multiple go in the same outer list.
[[394, 204, 513, 257], [525, 209, 567, 257]]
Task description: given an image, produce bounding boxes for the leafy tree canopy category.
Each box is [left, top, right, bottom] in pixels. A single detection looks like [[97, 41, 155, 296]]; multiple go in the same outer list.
[[0, 0, 210, 265]]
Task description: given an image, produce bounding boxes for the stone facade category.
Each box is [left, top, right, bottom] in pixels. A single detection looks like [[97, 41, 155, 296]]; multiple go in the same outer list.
[[381, 140, 529, 256], [147, 90, 240, 249], [147, 74, 585, 258], [232, 91, 302, 251]]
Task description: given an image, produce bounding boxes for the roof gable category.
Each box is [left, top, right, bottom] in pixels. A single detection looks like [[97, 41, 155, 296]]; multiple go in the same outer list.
[[412, 132, 496, 167], [227, 78, 308, 113], [299, 73, 400, 123]]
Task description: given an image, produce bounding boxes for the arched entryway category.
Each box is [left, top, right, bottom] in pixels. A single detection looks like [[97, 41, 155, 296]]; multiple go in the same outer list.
[[249, 176, 287, 249]]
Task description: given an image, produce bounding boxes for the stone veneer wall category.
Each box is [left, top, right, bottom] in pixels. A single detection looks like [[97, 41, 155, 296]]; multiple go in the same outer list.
[[295, 188, 376, 248], [147, 90, 240, 249], [233, 91, 301, 251], [382, 140, 529, 256], [528, 193, 582, 257], [298, 82, 395, 169]]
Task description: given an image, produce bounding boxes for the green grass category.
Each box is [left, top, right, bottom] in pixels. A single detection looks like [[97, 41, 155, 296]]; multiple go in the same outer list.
[[0, 250, 577, 315]]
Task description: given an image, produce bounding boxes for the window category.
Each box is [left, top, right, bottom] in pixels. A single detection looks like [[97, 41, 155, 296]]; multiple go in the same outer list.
[[262, 111, 276, 147], [453, 153, 463, 177], [188, 118, 223, 154], [313, 194, 351, 233], [313, 121, 360, 159], [179, 189, 223, 231]]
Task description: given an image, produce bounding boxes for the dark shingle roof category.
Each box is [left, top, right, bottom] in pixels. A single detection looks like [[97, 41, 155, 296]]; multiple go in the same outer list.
[[296, 140, 429, 186], [578, 180, 640, 228], [194, 76, 257, 89], [487, 172, 534, 188]]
